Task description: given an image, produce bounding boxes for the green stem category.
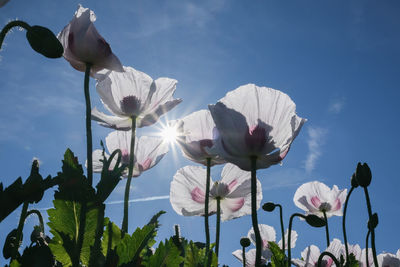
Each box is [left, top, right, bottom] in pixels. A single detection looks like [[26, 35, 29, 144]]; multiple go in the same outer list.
[[73, 63, 92, 267], [205, 157, 211, 267], [0, 20, 31, 50], [12, 201, 29, 260], [215, 198, 221, 258], [317, 251, 340, 267], [322, 210, 330, 247], [365, 229, 371, 267], [250, 156, 262, 266], [276, 204, 285, 251], [363, 187, 378, 267], [288, 213, 307, 267], [121, 117, 136, 235], [84, 63, 93, 186], [242, 246, 246, 267], [25, 209, 44, 233], [342, 186, 354, 263]]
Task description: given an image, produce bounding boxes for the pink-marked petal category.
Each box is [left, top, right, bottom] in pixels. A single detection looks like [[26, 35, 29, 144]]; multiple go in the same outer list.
[[311, 196, 321, 209], [191, 187, 205, 203]]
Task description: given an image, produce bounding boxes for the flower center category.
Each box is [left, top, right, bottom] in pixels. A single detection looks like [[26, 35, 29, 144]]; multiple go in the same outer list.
[[121, 149, 130, 165], [245, 125, 267, 152], [120, 95, 140, 115], [210, 181, 230, 198]]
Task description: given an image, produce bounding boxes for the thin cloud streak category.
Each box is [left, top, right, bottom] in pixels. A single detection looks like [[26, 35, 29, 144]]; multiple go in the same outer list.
[[37, 195, 170, 211], [304, 127, 327, 173], [328, 98, 345, 114]]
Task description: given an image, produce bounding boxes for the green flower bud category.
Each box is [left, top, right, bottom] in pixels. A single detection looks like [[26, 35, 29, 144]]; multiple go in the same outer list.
[[240, 237, 251, 248], [26, 25, 63, 58], [262, 202, 276, 212], [355, 162, 372, 188], [305, 214, 326, 228]]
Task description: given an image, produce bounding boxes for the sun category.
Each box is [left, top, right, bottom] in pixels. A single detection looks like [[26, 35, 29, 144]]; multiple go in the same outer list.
[[160, 125, 179, 144]]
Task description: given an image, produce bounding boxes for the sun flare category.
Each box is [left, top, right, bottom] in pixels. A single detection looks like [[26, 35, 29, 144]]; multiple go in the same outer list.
[[160, 125, 179, 143]]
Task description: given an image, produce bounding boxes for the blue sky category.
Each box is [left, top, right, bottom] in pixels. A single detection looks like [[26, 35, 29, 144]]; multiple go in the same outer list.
[[1, 0, 400, 266]]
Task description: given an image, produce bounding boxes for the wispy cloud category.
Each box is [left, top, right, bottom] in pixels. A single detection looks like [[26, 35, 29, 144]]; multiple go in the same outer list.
[[37, 195, 170, 211], [304, 127, 327, 173], [328, 97, 345, 114]]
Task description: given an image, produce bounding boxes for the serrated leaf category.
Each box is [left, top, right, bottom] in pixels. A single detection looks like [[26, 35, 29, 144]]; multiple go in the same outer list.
[[116, 210, 164, 265], [47, 199, 98, 266], [269, 241, 286, 267], [145, 238, 183, 267], [347, 253, 360, 267], [101, 218, 122, 256], [9, 259, 21, 267], [183, 241, 218, 267]]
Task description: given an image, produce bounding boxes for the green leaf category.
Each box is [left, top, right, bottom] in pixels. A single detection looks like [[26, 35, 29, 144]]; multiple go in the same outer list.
[[54, 149, 95, 202], [183, 241, 218, 267], [9, 259, 21, 267], [269, 241, 286, 267], [347, 253, 360, 267], [47, 199, 98, 266], [145, 238, 183, 267], [101, 218, 122, 256], [116, 210, 165, 265]]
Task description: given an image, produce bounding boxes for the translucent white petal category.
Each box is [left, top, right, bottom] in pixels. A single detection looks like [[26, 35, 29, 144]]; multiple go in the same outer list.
[[248, 224, 276, 249], [91, 107, 132, 130], [134, 136, 169, 175]]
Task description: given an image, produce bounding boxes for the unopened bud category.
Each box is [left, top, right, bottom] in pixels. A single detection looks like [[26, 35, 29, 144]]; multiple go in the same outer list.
[[240, 237, 251, 248], [368, 213, 379, 230], [305, 214, 326, 228], [26, 25, 63, 58], [355, 163, 372, 188], [350, 173, 359, 188]]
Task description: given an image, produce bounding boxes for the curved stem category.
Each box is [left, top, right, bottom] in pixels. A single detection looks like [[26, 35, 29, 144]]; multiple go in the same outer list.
[[276, 204, 285, 251], [25, 209, 45, 233], [317, 251, 341, 267], [322, 210, 330, 247], [363, 187, 378, 267], [250, 156, 262, 266], [121, 117, 136, 235], [84, 63, 93, 186], [205, 157, 211, 266], [12, 201, 29, 260], [366, 229, 371, 267], [0, 20, 31, 50], [342, 186, 355, 263], [242, 246, 246, 267], [288, 213, 306, 267], [215, 198, 221, 259]]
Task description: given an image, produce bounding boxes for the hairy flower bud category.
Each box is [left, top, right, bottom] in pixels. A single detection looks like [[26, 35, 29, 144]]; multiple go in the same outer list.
[[262, 202, 276, 212], [355, 162, 372, 188], [240, 237, 251, 248]]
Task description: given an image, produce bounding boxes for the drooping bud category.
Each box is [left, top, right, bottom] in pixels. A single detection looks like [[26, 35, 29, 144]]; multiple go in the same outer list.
[[26, 25, 63, 58], [262, 202, 276, 212], [240, 237, 251, 248], [355, 162, 372, 188], [305, 214, 326, 228]]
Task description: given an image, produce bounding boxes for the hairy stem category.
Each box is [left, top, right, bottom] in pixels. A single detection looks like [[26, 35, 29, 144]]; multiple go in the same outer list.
[[323, 210, 330, 247], [250, 156, 262, 266], [0, 20, 31, 50], [342, 186, 354, 262], [317, 251, 340, 267], [25, 209, 45, 233], [363, 187, 378, 267], [205, 157, 212, 267], [276, 204, 285, 251], [215, 198, 221, 258], [122, 117, 136, 235]]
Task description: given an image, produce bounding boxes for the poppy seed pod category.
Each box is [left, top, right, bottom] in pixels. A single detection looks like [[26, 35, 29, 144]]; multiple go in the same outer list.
[[355, 162, 372, 188]]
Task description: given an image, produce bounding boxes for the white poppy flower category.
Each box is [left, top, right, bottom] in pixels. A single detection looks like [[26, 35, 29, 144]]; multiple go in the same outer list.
[[292, 239, 344, 267], [92, 66, 182, 130], [232, 249, 267, 267], [247, 224, 298, 260], [208, 84, 306, 171], [58, 5, 123, 73], [293, 181, 347, 218], [92, 130, 169, 178], [170, 163, 262, 221], [175, 109, 225, 166], [377, 251, 400, 267]]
